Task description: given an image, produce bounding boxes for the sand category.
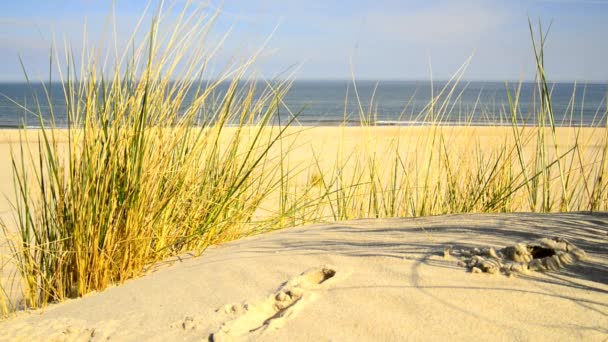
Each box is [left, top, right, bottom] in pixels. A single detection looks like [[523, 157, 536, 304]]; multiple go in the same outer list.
[[0, 213, 606, 341], [0, 127, 607, 341]]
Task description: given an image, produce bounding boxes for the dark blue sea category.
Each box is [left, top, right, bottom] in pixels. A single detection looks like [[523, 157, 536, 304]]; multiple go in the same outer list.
[[0, 81, 606, 127]]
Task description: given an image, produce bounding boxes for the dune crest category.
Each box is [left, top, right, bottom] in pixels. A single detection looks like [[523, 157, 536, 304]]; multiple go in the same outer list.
[[1, 213, 607, 341]]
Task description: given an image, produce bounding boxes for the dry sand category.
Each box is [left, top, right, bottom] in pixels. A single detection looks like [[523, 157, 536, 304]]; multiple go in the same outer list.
[[0, 127, 607, 341], [0, 213, 607, 341]]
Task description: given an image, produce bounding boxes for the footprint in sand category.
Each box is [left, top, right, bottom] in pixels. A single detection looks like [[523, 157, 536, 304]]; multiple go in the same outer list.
[[446, 237, 587, 276], [208, 265, 338, 341]]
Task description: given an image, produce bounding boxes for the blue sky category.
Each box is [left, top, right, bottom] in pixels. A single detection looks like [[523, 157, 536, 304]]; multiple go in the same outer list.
[[0, 0, 607, 81]]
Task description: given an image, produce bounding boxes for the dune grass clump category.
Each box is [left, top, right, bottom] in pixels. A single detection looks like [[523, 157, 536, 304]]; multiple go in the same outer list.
[[298, 23, 607, 220], [0, 4, 299, 312]]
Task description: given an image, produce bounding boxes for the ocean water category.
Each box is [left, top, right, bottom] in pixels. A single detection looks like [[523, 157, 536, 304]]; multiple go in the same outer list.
[[0, 80, 606, 128]]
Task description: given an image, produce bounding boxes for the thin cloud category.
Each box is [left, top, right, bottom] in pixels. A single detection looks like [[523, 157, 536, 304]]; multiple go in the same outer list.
[[361, 2, 511, 44], [534, 0, 608, 4]]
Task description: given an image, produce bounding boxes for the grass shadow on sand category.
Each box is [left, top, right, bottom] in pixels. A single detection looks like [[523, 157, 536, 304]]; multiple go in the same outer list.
[[187, 212, 608, 292]]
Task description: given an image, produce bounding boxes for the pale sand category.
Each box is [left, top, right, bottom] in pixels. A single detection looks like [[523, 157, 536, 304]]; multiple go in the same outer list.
[[0, 213, 607, 341], [0, 127, 607, 341]]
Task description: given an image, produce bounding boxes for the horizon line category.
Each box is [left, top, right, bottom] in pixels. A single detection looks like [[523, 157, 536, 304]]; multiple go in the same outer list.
[[0, 78, 607, 84]]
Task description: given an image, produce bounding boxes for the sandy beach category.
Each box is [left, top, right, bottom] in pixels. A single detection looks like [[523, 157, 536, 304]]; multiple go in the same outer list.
[[1, 125, 604, 226], [0, 127, 607, 341]]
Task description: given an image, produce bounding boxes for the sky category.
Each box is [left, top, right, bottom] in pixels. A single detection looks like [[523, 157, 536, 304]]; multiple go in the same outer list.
[[0, 0, 607, 82]]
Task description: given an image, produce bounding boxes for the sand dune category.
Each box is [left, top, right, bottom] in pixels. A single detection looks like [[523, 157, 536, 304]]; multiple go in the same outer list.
[[1, 212, 606, 341]]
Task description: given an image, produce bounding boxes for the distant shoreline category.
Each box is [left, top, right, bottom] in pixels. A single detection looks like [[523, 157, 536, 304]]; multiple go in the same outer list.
[[1, 79, 608, 85], [0, 121, 603, 129]]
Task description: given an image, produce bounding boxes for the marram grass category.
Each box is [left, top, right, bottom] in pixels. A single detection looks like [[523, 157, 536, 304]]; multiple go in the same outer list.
[[1, 8, 607, 318], [0, 3, 299, 312]]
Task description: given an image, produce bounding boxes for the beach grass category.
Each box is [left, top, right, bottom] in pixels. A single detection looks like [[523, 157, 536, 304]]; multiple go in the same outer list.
[[0, 3, 301, 312], [1, 3, 607, 317]]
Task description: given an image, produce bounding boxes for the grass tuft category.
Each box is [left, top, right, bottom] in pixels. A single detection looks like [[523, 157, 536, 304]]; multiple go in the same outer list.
[[1, 3, 300, 311]]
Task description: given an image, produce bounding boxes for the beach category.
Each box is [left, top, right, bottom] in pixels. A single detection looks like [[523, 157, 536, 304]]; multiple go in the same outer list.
[[0, 126, 607, 341], [1, 125, 605, 226], [1, 0, 607, 339]]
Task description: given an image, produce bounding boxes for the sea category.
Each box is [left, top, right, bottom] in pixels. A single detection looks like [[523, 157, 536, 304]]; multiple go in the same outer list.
[[0, 80, 606, 128]]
